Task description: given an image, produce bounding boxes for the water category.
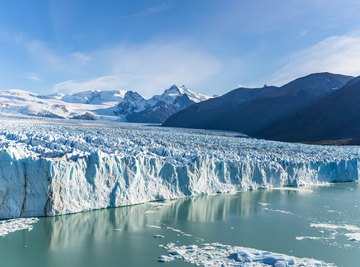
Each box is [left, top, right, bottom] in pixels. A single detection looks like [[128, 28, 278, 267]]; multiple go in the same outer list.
[[0, 183, 359, 267]]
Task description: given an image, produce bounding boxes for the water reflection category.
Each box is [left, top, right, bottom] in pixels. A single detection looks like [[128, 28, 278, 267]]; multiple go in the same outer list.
[[44, 189, 292, 250], [2, 184, 359, 267]]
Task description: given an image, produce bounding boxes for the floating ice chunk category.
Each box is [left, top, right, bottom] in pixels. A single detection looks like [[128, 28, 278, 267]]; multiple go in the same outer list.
[[146, 225, 162, 229], [157, 255, 174, 262], [228, 250, 254, 262], [264, 208, 295, 215], [326, 210, 338, 213], [0, 218, 39, 237], [344, 233, 360, 241], [296, 236, 322, 241], [164, 225, 192, 237], [160, 242, 334, 266]]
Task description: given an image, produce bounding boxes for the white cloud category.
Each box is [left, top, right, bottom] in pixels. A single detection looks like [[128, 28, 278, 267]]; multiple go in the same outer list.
[[53, 75, 131, 93], [26, 40, 65, 70], [24, 73, 42, 82], [24, 40, 92, 75], [53, 41, 222, 97], [118, 3, 170, 18], [271, 34, 360, 85], [71, 52, 91, 65]]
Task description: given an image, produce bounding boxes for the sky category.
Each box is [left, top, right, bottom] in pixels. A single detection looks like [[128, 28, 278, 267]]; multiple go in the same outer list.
[[1, 0, 360, 97]]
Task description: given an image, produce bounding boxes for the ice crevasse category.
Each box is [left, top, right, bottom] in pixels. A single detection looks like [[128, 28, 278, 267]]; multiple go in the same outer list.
[[0, 119, 359, 219]]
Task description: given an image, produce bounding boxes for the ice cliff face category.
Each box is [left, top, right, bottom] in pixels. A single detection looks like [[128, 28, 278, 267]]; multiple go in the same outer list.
[[0, 118, 359, 219]]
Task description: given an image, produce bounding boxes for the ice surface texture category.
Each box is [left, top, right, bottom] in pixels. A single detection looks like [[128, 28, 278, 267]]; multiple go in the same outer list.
[[0, 118, 359, 219]]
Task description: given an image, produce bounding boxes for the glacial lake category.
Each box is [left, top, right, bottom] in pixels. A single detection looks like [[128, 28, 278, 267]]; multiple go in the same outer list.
[[1, 183, 359, 267]]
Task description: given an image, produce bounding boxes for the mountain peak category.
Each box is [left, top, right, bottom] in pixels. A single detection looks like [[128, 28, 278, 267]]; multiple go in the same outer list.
[[164, 84, 186, 95], [124, 90, 144, 100], [160, 85, 210, 103]]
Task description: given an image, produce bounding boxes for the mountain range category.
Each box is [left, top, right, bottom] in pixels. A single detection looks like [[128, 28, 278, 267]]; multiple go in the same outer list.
[[0, 85, 210, 122], [1, 72, 360, 145], [163, 72, 360, 145], [114, 85, 210, 123]]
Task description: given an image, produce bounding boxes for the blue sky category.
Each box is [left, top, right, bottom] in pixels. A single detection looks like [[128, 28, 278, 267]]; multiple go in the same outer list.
[[1, 0, 360, 97]]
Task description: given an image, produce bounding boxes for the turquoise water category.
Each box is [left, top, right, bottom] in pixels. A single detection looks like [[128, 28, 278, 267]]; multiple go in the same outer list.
[[0, 183, 359, 267]]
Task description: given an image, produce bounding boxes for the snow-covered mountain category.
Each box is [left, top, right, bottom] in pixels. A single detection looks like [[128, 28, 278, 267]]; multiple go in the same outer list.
[[114, 91, 147, 116], [0, 86, 211, 122], [115, 85, 212, 123], [0, 89, 113, 120], [60, 89, 127, 105], [148, 84, 210, 106]]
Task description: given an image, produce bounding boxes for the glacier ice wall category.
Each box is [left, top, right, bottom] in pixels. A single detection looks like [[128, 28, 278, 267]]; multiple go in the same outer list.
[[0, 119, 359, 219]]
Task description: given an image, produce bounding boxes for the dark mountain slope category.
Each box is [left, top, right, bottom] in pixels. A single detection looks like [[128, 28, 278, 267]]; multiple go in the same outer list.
[[162, 86, 278, 129], [257, 76, 360, 145], [126, 101, 178, 123], [216, 73, 353, 135]]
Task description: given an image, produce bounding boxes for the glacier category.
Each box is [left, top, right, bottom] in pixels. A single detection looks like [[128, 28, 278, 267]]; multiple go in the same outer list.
[[0, 117, 359, 219]]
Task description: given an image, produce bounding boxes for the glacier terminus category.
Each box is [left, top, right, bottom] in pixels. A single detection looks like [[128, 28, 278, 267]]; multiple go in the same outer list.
[[0, 118, 359, 219]]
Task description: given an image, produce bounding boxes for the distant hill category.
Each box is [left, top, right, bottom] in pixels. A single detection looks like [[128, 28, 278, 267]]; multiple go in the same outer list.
[[163, 73, 353, 136], [257, 76, 360, 145]]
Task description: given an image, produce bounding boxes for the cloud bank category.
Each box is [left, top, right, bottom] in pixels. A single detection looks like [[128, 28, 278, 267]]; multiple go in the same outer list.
[[49, 41, 222, 97], [271, 34, 360, 85]]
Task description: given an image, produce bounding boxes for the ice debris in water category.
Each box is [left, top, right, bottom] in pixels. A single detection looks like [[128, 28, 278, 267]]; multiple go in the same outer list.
[[310, 223, 360, 232], [0, 218, 39, 237], [159, 242, 335, 266], [310, 223, 360, 243]]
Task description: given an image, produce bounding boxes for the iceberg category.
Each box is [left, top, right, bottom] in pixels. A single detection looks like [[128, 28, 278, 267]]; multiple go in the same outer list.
[[0, 118, 359, 219]]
